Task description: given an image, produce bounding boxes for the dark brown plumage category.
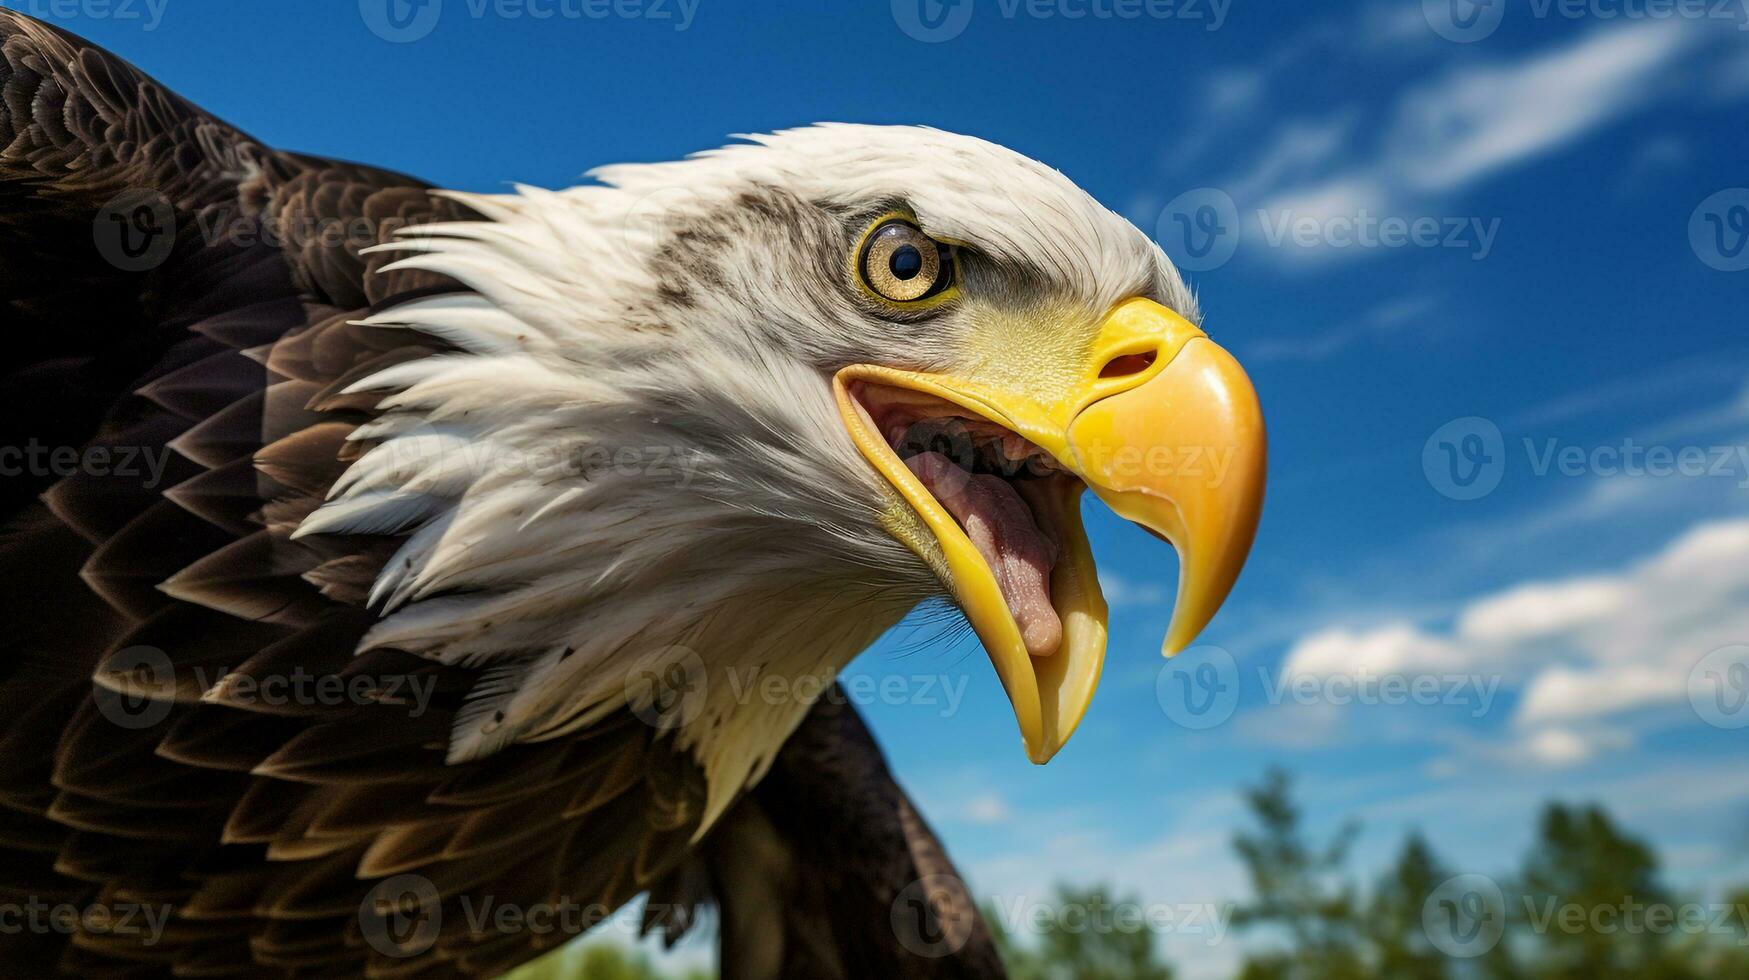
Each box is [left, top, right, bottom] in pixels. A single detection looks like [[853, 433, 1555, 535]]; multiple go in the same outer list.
[[0, 12, 1002, 978]]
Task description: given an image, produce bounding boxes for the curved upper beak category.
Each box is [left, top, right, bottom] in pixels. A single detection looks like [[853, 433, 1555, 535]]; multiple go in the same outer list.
[[1064, 303, 1268, 657], [834, 298, 1266, 762]]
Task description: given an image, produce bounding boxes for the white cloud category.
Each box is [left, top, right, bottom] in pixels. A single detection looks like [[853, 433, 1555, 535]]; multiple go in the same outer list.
[[1100, 570, 1170, 607], [1517, 664, 1683, 726], [1203, 16, 1733, 267], [963, 793, 1013, 825], [1456, 577, 1629, 643], [1522, 725, 1604, 766], [1224, 112, 1363, 203], [1281, 517, 1749, 763], [1384, 18, 1695, 192], [1254, 174, 1389, 227], [1282, 622, 1463, 679]]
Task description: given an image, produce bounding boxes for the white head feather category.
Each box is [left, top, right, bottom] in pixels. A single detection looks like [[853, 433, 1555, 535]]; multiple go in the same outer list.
[[297, 124, 1195, 829]]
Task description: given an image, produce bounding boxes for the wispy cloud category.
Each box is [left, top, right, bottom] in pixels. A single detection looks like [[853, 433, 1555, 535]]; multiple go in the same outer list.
[[1382, 18, 1695, 192], [1184, 15, 1738, 267], [1246, 292, 1441, 361], [1100, 570, 1172, 607], [1425, 380, 1749, 561], [1221, 111, 1363, 204], [1249, 19, 1702, 261], [963, 792, 1014, 825]]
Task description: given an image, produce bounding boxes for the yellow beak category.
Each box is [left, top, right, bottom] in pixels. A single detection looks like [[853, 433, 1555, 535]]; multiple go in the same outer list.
[[834, 298, 1266, 763]]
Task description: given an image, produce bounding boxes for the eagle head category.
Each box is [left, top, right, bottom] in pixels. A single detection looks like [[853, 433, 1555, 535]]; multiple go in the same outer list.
[[301, 124, 1266, 828]]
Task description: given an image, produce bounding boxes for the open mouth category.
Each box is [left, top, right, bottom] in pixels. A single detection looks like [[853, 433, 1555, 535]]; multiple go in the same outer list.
[[828, 298, 1267, 765], [849, 382, 1081, 658], [834, 367, 1112, 764]]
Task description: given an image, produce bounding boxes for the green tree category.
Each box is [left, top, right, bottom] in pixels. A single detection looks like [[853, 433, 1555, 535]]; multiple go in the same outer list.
[[501, 939, 712, 980], [1364, 833, 1452, 980], [1508, 803, 1699, 980], [986, 885, 1174, 980], [1693, 885, 1749, 977], [1229, 768, 1366, 980]]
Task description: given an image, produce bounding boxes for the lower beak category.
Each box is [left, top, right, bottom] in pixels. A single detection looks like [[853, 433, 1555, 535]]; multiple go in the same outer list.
[[834, 298, 1266, 763]]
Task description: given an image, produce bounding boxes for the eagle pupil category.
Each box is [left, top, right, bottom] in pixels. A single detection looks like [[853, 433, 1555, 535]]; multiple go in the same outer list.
[[889, 244, 923, 280]]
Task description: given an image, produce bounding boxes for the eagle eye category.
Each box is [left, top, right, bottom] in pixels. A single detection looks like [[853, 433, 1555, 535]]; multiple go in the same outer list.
[[859, 219, 954, 304]]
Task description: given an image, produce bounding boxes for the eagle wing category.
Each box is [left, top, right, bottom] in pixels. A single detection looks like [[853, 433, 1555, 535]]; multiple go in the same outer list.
[[0, 12, 1000, 979]]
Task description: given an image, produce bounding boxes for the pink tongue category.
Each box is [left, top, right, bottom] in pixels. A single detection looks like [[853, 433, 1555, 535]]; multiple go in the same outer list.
[[904, 452, 1063, 658]]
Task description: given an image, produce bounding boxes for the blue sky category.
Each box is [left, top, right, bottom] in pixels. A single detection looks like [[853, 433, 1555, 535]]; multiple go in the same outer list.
[[41, 1, 1749, 974]]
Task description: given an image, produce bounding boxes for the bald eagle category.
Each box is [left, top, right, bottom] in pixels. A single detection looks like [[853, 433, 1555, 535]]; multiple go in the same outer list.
[[0, 11, 1264, 979]]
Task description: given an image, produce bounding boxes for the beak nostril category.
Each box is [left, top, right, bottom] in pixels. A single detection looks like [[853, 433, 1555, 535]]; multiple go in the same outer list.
[[1098, 350, 1157, 379]]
